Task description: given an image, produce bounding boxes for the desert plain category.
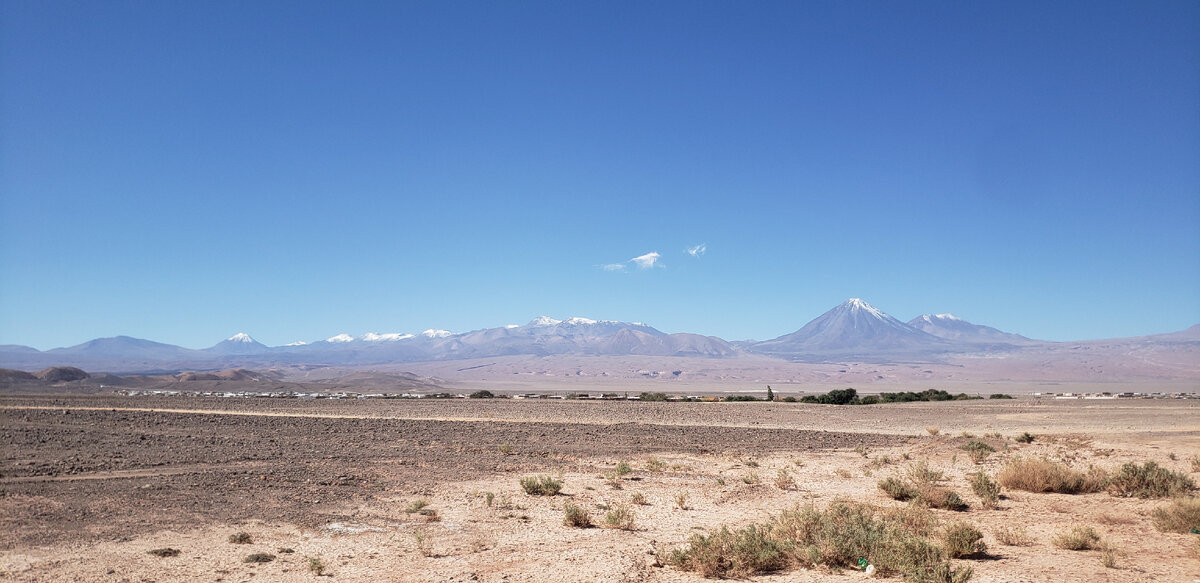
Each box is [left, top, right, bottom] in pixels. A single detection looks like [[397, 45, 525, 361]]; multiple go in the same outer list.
[[2, 390, 1199, 583]]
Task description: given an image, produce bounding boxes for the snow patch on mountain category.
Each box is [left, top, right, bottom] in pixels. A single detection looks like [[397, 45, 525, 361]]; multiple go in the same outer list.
[[226, 332, 257, 343], [326, 334, 355, 343], [421, 329, 453, 338], [361, 332, 414, 342]]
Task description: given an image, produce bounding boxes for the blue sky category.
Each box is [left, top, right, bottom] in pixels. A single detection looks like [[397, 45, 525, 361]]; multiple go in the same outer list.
[[2, 1, 1198, 350]]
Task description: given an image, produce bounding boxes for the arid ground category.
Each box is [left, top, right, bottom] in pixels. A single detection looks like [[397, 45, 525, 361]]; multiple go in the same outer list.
[[2, 395, 1198, 582]]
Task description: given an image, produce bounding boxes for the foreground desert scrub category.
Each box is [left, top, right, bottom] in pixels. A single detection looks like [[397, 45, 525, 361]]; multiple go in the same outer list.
[[998, 457, 1107, 494], [1151, 497, 1200, 532], [992, 526, 1032, 546], [1106, 461, 1195, 498], [668, 501, 972, 582], [968, 472, 1000, 509]]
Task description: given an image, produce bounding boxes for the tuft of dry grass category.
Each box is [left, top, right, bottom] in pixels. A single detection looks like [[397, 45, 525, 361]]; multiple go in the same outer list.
[[308, 556, 327, 575], [675, 492, 689, 510], [993, 526, 1032, 546], [243, 553, 275, 564], [404, 499, 429, 514], [630, 492, 648, 505], [147, 548, 180, 557], [1106, 461, 1195, 498], [1190, 455, 1200, 472], [742, 471, 761, 485], [774, 469, 796, 490], [1052, 526, 1101, 550], [1150, 497, 1200, 532], [644, 457, 665, 472], [563, 503, 592, 528], [998, 457, 1107, 494], [228, 532, 252, 544], [1015, 432, 1035, 444], [603, 504, 636, 530], [926, 427, 941, 436]]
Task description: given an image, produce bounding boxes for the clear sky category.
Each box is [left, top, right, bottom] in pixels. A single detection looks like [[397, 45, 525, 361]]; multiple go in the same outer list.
[[2, 1, 1198, 350]]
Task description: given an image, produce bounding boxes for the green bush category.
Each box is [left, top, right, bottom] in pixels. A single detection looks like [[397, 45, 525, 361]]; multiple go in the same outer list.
[[968, 472, 1000, 509], [942, 522, 987, 558], [519, 475, 563, 496], [879, 477, 918, 501], [988, 394, 1013, 399], [1106, 462, 1195, 498], [563, 503, 592, 528], [469, 390, 494, 398], [639, 392, 668, 401]]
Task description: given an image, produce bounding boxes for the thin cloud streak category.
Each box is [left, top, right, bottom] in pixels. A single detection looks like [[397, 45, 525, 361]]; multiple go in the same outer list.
[[687, 244, 706, 257]]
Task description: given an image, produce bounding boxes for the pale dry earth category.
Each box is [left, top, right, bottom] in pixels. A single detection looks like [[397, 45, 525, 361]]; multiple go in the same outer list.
[[2, 395, 1198, 582]]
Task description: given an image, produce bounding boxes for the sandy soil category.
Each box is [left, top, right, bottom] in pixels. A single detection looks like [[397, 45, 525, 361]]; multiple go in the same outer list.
[[2, 395, 1198, 582]]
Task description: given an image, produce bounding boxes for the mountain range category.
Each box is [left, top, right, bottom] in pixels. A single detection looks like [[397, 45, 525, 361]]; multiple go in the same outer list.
[[1, 299, 1197, 377]]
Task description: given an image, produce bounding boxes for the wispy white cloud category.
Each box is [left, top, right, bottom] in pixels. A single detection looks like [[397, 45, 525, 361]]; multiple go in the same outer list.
[[687, 243, 707, 257], [631, 251, 661, 269], [601, 263, 626, 272]]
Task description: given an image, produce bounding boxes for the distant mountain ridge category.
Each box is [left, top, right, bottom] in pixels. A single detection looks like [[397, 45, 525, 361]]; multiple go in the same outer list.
[[1, 301, 1196, 373]]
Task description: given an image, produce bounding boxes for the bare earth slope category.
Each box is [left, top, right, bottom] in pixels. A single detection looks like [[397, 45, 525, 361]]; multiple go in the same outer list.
[[2, 396, 1198, 582]]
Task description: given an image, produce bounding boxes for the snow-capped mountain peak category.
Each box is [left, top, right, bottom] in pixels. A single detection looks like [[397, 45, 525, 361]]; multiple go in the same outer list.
[[563, 316, 598, 325], [361, 332, 414, 342], [226, 332, 257, 343], [421, 329, 453, 338], [284, 340, 308, 346], [528, 316, 562, 327], [843, 297, 887, 319], [326, 333, 355, 343]]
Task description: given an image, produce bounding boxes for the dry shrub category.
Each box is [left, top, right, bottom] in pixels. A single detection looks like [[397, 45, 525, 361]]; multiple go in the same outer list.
[[404, 499, 429, 514], [880, 463, 966, 510], [630, 492, 648, 505], [147, 548, 180, 557], [774, 469, 796, 490], [667, 524, 787, 579], [674, 492, 689, 510], [884, 503, 938, 537], [243, 553, 275, 564], [307, 557, 327, 575], [993, 526, 1032, 546], [1151, 497, 1200, 533], [998, 457, 1107, 494], [603, 504, 635, 530], [1190, 455, 1200, 472], [926, 427, 941, 436], [519, 475, 563, 496], [942, 522, 987, 558], [1106, 461, 1195, 498], [1052, 526, 1100, 550], [668, 502, 974, 581], [1015, 432, 1035, 444], [562, 503, 592, 528], [228, 532, 252, 544]]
